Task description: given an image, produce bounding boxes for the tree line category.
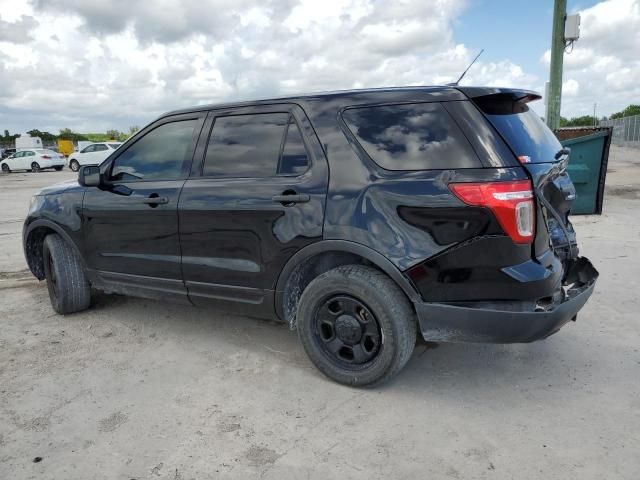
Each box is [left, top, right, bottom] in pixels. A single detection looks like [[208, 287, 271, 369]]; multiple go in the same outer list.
[[559, 104, 640, 128], [0, 126, 140, 145]]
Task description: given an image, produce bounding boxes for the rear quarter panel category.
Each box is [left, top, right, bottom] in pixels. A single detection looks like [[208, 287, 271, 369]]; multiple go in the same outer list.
[[301, 95, 528, 271]]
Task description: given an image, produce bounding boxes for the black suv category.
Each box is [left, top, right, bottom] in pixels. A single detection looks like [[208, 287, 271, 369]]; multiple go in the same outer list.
[[23, 86, 598, 386]]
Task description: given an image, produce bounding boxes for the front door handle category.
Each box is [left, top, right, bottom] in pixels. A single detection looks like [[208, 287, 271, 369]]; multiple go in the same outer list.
[[271, 193, 310, 204], [142, 196, 168, 205]]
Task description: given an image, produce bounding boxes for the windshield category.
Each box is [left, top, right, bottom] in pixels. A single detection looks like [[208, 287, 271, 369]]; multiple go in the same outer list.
[[473, 94, 563, 163]]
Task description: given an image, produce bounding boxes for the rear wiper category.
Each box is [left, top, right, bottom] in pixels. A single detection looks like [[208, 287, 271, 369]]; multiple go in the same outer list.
[[555, 147, 571, 160]]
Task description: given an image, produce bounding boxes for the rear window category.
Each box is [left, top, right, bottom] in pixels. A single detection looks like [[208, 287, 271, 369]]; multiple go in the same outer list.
[[473, 94, 562, 163], [341, 102, 481, 170]]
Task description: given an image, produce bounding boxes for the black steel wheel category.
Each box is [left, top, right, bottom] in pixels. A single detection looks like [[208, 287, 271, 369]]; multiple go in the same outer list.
[[313, 295, 382, 366], [31, 162, 41, 173], [297, 265, 416, 387]]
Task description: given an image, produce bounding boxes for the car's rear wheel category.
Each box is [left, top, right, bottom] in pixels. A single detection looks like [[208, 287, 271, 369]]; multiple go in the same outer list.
[[1, 163, 9, 173], [31, 162, 41, 173], [69, 159, 80, 172], [297, 265, 416, 387], [43, 234, 91, 314]]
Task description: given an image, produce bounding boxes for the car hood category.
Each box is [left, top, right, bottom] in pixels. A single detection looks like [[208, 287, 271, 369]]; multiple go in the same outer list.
[[35, 179, 83, 196]]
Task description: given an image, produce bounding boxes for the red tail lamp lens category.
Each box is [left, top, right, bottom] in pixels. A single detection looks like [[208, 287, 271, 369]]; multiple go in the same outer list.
[[449, 180, 535, 244]]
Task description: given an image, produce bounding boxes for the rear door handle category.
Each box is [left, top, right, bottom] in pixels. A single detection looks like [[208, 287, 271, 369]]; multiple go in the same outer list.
[[142, 197, 168, 205], [271, 194, 310, 204]]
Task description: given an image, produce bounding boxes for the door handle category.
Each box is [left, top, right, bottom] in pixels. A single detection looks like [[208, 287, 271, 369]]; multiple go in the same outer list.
[[142, 196, 168, 205], [271, 193, 310, 204]]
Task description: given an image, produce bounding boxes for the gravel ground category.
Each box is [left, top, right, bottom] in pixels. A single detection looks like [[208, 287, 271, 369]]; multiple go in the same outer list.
[[1, 147, 639, 479]]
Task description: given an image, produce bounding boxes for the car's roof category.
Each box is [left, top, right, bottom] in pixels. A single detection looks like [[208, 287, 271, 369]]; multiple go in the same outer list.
[[161, 85, 541, 118]]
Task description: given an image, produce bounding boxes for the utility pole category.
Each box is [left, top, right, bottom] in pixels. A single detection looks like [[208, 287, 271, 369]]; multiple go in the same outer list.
[[547, 0, 567, 130]]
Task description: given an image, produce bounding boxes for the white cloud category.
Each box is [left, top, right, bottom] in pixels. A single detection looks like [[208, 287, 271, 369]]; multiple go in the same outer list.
[[0, 0, 637, 133], [563, 78, 580, 96]]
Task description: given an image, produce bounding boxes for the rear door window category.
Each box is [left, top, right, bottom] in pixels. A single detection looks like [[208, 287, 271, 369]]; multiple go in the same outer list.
[[203, 113, 309, 178], [341, 102, 481, 170], [278, 118, 309, 175]]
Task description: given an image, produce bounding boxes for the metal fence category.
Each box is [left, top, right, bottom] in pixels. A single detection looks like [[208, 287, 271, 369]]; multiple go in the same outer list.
[[599, 114, 640, 148]]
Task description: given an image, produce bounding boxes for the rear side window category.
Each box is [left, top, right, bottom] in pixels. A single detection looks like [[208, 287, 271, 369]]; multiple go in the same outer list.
[[342, 102, 481, 170], [203, 113, 309, 178]]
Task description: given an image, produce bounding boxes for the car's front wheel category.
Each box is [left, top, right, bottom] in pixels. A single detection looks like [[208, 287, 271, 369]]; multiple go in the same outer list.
[[43, 234, 91, 314], [31, 162, 41, 173], [297, 265, 417, 387], [1, 163, 9, 173], [69, 159, 80, 172]]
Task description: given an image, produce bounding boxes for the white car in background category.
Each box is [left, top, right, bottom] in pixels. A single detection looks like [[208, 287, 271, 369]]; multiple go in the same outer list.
[[1, 149, 65, 173], [67, 142, 122, 172]]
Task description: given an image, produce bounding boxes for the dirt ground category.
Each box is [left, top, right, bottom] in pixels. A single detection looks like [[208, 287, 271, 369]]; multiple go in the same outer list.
[[1, 147, 639, 479]]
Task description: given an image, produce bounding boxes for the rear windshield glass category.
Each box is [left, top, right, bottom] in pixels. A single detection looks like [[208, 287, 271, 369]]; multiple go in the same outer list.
[[473, 94, 562, 163], [342, 102, 481, 170]]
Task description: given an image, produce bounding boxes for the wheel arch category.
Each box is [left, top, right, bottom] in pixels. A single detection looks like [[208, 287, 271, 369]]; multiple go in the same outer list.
[[24, 220, 84, 280], [275, 240, 419, 327]]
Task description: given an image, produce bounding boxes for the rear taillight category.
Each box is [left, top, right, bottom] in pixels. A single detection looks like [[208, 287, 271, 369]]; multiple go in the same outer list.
[[41, 155, 51, 159], [449, 180, 535, 244]]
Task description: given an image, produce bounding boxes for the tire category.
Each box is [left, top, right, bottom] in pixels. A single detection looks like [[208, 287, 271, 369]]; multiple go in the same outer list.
[[31, 162, 41, 173], [297, 265, 417, 387], [1, 163, 9, 173], [43, 234, 91, 314], [69, 159, 80, 172], [54, 166, 63, 171]]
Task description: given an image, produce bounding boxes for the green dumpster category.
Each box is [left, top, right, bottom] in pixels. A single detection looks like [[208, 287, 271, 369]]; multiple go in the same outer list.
[[555, 127, 613, 215]]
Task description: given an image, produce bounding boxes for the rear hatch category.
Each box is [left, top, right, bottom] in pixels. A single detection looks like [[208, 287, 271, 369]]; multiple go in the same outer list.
[[464, 90, 578, 262]]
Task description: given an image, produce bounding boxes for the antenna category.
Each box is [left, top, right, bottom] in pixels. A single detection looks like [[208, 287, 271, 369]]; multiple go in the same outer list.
[[452, 49, 484, 86]]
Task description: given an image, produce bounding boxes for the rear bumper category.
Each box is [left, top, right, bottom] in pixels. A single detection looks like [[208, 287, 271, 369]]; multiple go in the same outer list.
[[414, 257, 598, 343]]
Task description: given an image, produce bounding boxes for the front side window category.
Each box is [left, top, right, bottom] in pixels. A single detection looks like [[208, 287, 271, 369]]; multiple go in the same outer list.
[[342, 102, 481, 170], [94, 144, 109, 152], [81, 145, 95, 153], [110, 119, 197, 182]]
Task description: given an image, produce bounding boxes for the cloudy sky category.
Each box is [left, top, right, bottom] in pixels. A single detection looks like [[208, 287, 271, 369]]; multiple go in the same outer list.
[[0, 0, 638, 133]]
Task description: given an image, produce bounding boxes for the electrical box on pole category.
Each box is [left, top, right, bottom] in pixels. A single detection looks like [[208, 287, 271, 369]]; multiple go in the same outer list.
[[565, 14, 581, 41]]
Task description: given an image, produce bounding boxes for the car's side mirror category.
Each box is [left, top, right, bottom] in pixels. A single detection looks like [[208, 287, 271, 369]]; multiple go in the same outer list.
[[78, 165, 101, 187]]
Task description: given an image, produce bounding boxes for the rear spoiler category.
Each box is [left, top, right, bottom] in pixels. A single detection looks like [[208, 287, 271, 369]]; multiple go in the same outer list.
[[457, 87, 541, 104]]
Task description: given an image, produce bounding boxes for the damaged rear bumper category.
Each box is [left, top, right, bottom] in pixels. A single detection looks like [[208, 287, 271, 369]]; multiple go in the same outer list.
[[414, 257, 598, 343]]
